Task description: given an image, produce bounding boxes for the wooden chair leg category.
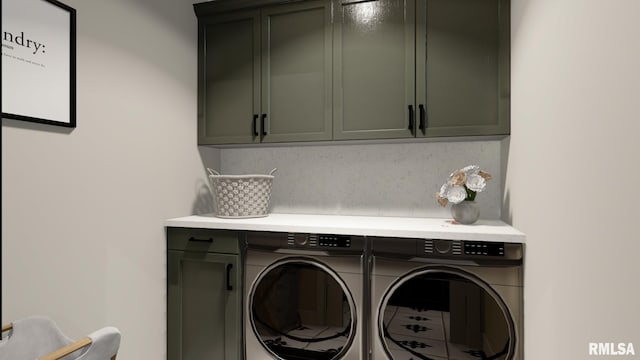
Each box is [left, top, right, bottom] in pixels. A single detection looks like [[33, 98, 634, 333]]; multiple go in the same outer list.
[[111, 355, 117, 360]]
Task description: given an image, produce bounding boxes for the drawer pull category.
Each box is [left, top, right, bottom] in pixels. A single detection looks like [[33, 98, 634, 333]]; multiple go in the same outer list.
[[252, 114, 259, 137], [408, 105, 415, 136], [188, 237, 213, 243], [261, 114, 268, 136], [226, 263, 233, 291], [419, 104, 426, 134]]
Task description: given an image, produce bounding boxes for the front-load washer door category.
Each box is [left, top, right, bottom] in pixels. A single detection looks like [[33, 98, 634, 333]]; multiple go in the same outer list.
[[377, 266, 516, 360], [249, 257, 357, 360]]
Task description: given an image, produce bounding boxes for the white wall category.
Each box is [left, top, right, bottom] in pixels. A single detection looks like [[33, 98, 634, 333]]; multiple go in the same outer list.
[[1, 0, 219, 358], [508, 0, 640, 357], [4, 0, 640, 359]]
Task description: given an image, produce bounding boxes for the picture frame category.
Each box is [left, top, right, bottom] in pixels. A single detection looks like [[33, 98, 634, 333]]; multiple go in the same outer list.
[[1, 0, 76, 128]]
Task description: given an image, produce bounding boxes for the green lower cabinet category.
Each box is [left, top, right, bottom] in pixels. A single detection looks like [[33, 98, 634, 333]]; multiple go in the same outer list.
[[167, 228, 242, 360]]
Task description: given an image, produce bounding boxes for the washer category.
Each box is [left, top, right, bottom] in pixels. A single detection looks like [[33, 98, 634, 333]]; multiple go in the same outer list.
[[370, 237, 523, 360], [244, 231, 367, 360]]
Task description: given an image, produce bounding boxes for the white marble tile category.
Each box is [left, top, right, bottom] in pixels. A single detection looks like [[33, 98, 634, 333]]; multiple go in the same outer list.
[[387, 320, 446, 342], [288, 325, 328, 339], [385, 333, 449, 358], [304, 338, 349, 352], [443, 312, 451, 341], [260, 335, 309, 351], [382, 306, 399, 326], [448, 341, 487, 360], [315, 326, 349, 340], [218, 140, 503, 218]]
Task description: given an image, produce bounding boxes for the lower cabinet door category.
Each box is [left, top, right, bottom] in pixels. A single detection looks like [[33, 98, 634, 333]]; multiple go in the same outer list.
[[168, 250, 241, 360]]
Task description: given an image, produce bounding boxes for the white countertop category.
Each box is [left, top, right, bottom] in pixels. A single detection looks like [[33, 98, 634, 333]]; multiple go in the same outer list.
[[165, 213, 525, 243]]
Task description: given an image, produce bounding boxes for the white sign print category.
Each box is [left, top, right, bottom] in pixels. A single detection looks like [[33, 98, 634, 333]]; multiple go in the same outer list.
[[1, 0, 75, 127]]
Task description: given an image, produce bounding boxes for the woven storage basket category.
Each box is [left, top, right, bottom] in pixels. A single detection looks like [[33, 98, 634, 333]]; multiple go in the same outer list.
[[207, 168, 277, 218]]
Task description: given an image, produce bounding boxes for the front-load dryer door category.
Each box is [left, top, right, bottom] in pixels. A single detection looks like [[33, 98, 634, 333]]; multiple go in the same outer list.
[[376, 265, 517, 360], [248, 257, 358, 360]]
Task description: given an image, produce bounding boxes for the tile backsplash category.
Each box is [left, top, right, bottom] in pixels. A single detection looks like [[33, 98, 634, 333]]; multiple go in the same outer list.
[[219, 140, 503, 219]]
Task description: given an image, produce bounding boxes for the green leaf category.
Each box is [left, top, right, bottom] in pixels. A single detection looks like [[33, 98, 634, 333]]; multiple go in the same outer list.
[[465, 186, 477, 201]]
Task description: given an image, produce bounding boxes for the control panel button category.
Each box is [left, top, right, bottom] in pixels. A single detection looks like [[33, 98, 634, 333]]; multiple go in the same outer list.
[[294, 234, 308, 246], [434, 240, 452, 254]]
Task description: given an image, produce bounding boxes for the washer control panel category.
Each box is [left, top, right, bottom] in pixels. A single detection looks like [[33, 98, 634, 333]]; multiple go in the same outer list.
[[463, 241, 505, 256], [285, 233, 358, 250], [318, 234, 351, 248], [425, 239, 522, 263]]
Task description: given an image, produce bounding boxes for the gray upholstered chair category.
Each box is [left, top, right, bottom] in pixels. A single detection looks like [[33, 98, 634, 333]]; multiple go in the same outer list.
[[0, 316, 120, 360]]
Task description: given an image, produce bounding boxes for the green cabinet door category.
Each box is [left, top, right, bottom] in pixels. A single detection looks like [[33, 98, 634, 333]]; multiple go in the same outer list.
[[416, 0, 510, 137], [167, 229, 242, 360], [198, 11, 261, 145], [261, 1, 333, 143], [333, 0, 416, 140], [196, 1, 332, 145]]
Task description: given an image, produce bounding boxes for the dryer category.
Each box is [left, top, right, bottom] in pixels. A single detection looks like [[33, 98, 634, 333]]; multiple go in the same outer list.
[[369, 237, 523, 360], [244, 231, 367, 360]]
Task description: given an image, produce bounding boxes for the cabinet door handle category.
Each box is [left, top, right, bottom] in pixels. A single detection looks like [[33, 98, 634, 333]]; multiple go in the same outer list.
[[188, 237, 213, 243], [226, 263, 233, 291], [261, 114, 268, 136], [408, 105, 415, 136], [252, 114, 259, 137], [419, 104, 426, 134]]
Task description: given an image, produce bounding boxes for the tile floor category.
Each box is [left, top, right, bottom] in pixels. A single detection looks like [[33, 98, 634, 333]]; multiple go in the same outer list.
[[256, 306, 503, 359], [383, 306, 491, 360], [261, 324, 349, 359]]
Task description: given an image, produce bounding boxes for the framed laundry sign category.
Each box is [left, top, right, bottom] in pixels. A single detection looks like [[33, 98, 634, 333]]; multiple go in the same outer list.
[[1, 0, 76, 128]]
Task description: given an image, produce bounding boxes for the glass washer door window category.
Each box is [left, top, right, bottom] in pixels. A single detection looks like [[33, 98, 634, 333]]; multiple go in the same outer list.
[[379, 267, 516, 360], [250, 258, 357, 360]]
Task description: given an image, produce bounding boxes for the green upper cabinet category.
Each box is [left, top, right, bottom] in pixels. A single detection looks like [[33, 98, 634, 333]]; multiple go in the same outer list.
[[196, 1, 332, 145], [196, 0, 510, 144], [333, 0, 510, 140], [333, 0, 416, 140], [197, 11, 261, 145], [417, 0, 510, 137], [261, 1, 333, 143]]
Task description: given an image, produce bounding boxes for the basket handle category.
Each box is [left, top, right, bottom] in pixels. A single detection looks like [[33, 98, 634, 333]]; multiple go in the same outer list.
[[208, 168, 276, 176]]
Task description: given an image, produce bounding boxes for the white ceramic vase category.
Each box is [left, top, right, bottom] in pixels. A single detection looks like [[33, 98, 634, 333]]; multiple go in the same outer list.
[[450, 200, 480, 224]]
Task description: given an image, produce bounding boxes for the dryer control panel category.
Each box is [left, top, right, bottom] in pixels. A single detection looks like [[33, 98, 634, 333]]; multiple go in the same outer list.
[[463, 241, 505, 256], [427, 239, 521, 261], [371, 237, 522, 265], [278, 233, 365, 252], [426, 240, 506, 256]]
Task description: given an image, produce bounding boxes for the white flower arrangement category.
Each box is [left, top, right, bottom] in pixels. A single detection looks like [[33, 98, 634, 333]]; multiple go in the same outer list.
[[436, 165, 492, 207]]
